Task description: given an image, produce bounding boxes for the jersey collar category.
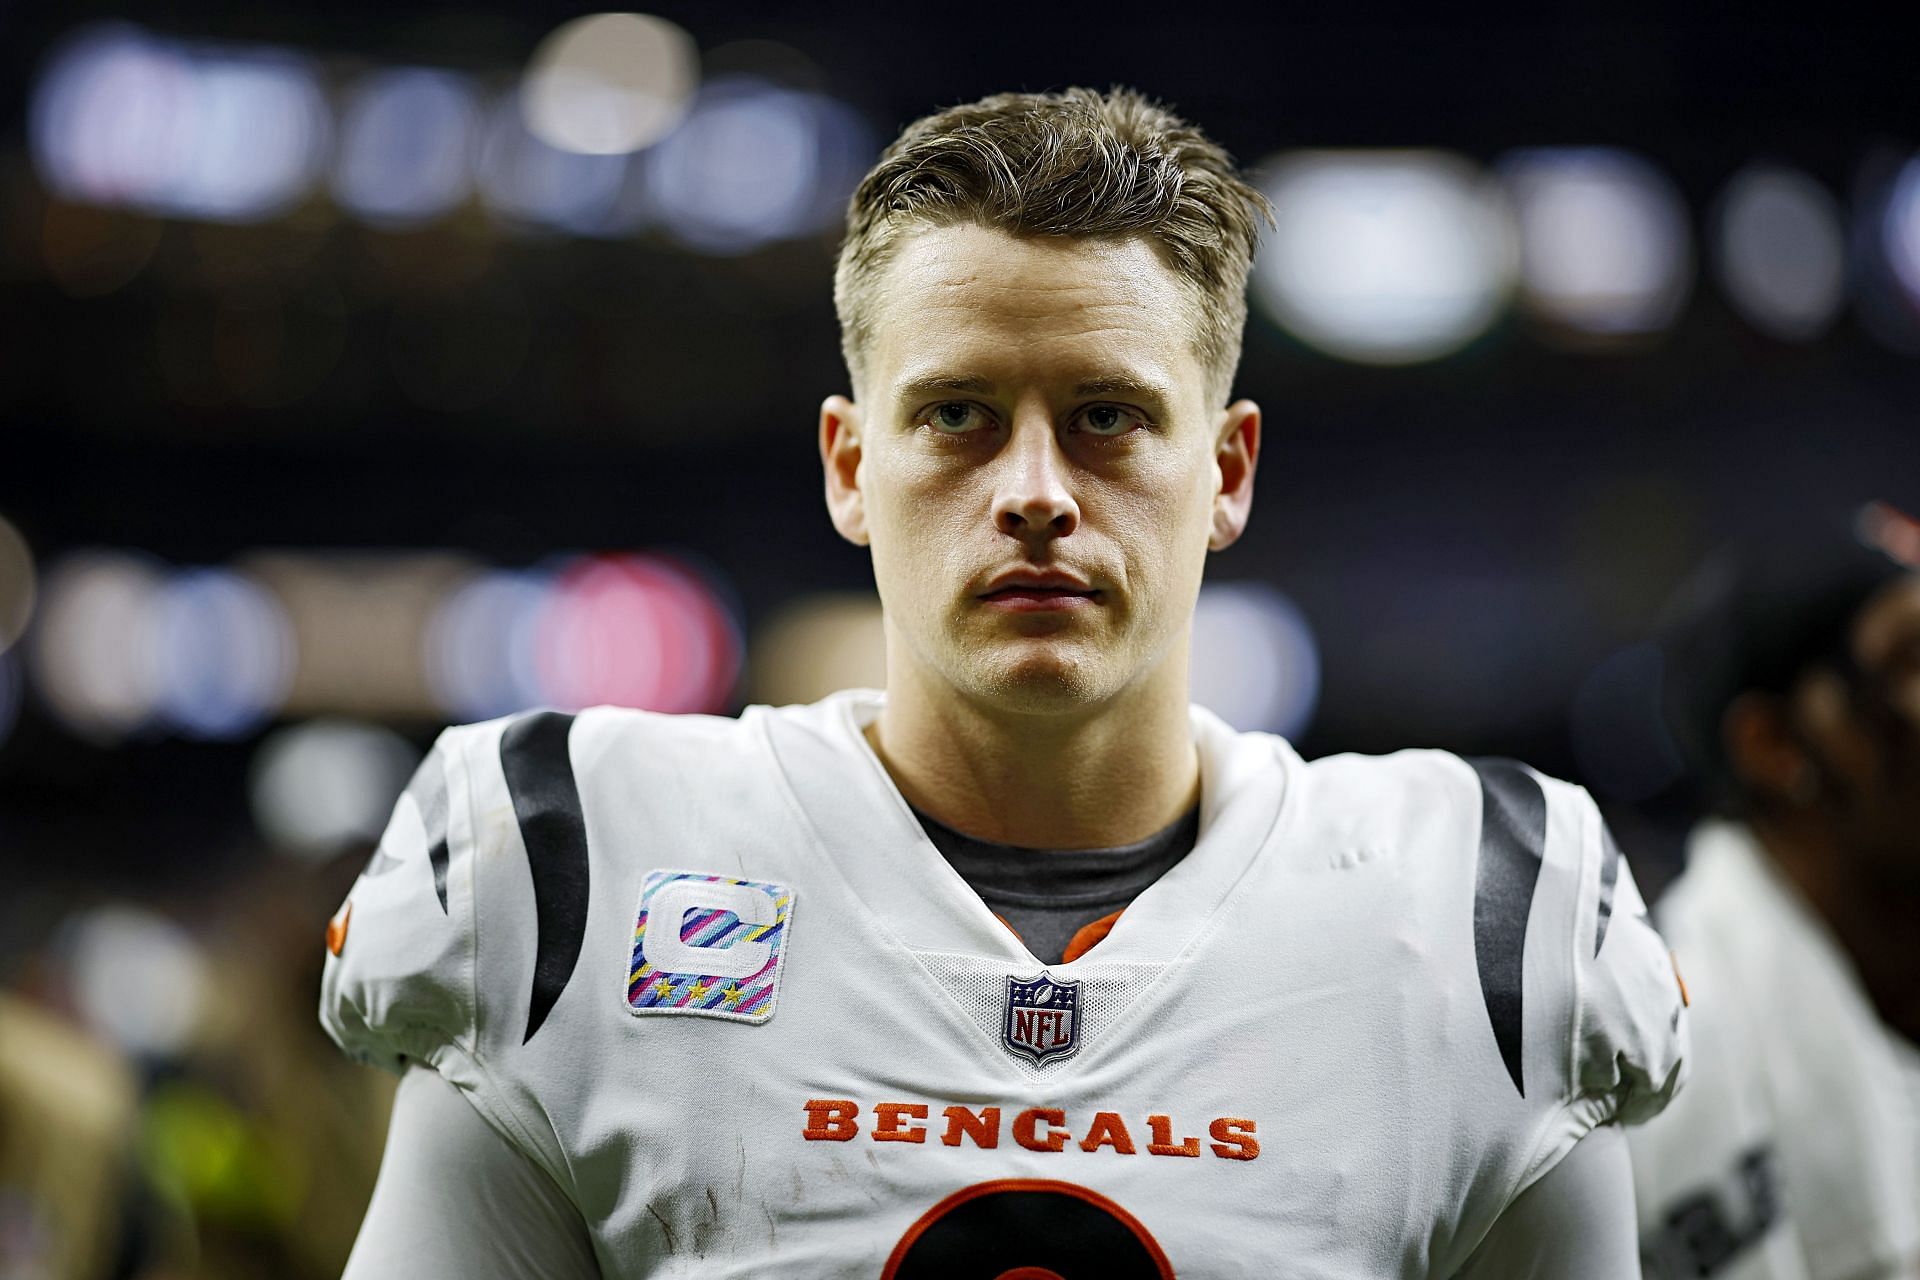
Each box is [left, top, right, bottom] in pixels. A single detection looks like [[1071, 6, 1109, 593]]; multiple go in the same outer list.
[[757, 687, 1292, 969]]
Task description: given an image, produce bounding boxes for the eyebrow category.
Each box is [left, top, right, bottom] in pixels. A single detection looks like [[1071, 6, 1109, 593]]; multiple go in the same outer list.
[[892, 372, 1176, 409]]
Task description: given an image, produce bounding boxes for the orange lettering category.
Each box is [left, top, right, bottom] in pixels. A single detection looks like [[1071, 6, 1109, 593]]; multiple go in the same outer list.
[[802, 1099, 859, 1142], [940, 1105, 1001, 1149], [1146, 1114, 1200, 1157], [1078, 1111, 1137, 1154], [1012, 1107, 1069, 1153], [1209, 1117, 1260, 1161], [873, 1102, 928, 1143]]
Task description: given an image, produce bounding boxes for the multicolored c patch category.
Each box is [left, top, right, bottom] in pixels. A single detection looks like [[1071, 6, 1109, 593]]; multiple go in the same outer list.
[[626, 870, 793, 1024]]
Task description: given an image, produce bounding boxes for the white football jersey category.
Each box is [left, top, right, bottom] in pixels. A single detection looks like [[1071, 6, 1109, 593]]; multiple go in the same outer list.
[[1629, 821, 1920, 1280], [321, 688, 1687, 1278]]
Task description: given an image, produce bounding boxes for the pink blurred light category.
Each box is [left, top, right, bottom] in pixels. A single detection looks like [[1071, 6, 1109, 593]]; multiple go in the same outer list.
[[533, 553, 739, 714]]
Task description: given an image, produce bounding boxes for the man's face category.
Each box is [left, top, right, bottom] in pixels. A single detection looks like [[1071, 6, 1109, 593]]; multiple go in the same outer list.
[[1840, 573, 1920, 877], [820, 222, 1259, 717], [1789, 572, 1920, 884]]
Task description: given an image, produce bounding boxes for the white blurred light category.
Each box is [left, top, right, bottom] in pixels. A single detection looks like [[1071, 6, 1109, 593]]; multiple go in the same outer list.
[[31, 550, 165, 742], [479, 90, 639, 235], [250, 719, 420, 856], [1499, 148, 1692, 338], [645, 77, 871, 254], [425, 568, 553, 721], [533, 553, 741, 713], [1714, 165, 1846, 342], [522, 12, 698, 156], [1189, 582, 1320, 737], [31, 24, 331, 223], [31, 26, 194, 211], [152, 567, 295, 739], [0, 512, 34, 654], [1251, 150, 1516, 364], [62, 904, 208, 1059], [747, 593, 886, 707], [332, 68, 482, 228], [1880, 155, 1920, 313]]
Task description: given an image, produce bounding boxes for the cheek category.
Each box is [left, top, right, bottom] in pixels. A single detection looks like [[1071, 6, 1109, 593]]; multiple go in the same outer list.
[[865, 456, 979, 580]]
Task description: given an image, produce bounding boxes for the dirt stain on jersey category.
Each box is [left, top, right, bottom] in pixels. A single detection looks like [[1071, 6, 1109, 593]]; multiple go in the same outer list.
[[647, 1204, 677, 1255], [689, 1187, 721, 1256]]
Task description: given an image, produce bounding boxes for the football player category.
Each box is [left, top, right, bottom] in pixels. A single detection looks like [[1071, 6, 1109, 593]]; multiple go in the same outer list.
[[323, 86, 1689, 1277], [1631, 509, 1920, 1280]]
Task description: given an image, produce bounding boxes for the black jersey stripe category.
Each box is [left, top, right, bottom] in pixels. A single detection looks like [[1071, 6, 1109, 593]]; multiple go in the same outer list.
[[364, 748, 450, 903], [1594, 821, 1622, 958], [408, 748, 452, 914], [500, 711, 588, 1045], [1468, 756, 1548, 1098]]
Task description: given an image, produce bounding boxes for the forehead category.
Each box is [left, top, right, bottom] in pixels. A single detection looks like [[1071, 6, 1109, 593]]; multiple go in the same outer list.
[[864, 222, 1204, 399]]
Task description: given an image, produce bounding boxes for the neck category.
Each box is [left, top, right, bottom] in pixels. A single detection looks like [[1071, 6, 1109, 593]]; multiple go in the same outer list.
[[1754, 815, 1920, 1045], [867, 654, 1201, 851]]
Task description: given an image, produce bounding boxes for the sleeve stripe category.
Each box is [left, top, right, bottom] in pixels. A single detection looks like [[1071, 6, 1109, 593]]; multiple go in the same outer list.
[[500, 711, 588, 1045], [1594, 822, 1621, 959], [404, 748, 453, 914], [1467, 756, 1548, 1098]]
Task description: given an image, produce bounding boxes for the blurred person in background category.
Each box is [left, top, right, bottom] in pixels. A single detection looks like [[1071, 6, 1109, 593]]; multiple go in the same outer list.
[[11, 847, 393, 1280], [141, 851, 394, 1279], [1631, 504, 1920, 1280], [322, 85, 1687, 1277], [0, 990, 142, 1280]]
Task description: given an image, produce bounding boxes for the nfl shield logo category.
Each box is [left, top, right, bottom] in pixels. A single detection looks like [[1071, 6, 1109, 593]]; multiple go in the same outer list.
[[1003, 973, 1080, 1066]]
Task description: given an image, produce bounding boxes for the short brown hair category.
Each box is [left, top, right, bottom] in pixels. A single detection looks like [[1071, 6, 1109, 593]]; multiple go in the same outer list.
[[833, 85, 1274, 409]]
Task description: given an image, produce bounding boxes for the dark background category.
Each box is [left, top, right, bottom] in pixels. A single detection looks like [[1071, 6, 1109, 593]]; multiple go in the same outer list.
[[2, 3, 1915, 931]]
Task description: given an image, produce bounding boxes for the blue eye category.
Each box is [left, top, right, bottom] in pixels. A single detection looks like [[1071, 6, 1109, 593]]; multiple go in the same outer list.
[[1077, 405, 1146, 437], [925, 402, 987, 434]]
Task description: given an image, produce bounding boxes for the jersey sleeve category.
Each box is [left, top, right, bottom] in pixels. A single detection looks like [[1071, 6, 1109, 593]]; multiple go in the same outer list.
[[1453, 1125, 1641, 1280], [344, 1066, 599, 1280], [1567, 790, 1690, 1128], [320, 725, 478, 1075]]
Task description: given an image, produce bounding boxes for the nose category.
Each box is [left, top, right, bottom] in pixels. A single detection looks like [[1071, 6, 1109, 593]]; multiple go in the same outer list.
[[991, 412, 1080, 541]]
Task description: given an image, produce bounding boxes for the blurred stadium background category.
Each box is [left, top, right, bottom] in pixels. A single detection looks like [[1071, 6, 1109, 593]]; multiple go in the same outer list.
[[1, 2, 1917, 1275]]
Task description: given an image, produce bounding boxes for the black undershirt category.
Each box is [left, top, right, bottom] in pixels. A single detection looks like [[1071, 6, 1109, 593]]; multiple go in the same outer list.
[[905, 800, 1202, 965]]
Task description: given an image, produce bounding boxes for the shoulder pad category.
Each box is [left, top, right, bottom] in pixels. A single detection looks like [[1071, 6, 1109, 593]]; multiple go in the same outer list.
[[1453, 757, 1689, 1121], [319, 723, 481, 1074]]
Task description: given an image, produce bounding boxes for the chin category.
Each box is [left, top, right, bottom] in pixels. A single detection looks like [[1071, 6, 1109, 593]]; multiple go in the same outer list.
[[955, 647, 1116, 715]]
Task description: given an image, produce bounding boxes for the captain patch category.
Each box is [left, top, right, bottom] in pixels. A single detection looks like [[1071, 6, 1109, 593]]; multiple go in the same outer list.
[[626, 870, 794, 1024]]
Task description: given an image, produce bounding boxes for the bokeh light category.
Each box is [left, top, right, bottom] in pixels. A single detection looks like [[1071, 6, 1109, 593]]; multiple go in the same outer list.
[[747, 592, 886, 707], [1713, 164, 1846, 341], [31, 550, 165, 742], [1879, 153, 1920, 317], [1251, 150, 1516, 364], [1499, 147, 1693, 340], [1188, 582, 1321, 738], [533, 552, 741, 714], [331, 67, 483, 228], [521, 12, 698, 156], [644, 76, 873, 254], [151, 567, 296, 739], [425, 567, 552, 721], [0, 512, 35, 654], [59, 904, 209, 1059], [249, 719, 420, 857], [31, 23, 332, 223], [478, 89, 640, 236]]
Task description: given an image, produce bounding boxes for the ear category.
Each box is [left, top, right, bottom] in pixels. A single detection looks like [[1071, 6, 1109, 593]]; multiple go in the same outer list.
[[1723, 691, 1816, 807], [1208, 399, 1261, 552], [819, 394, 868, 547]]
